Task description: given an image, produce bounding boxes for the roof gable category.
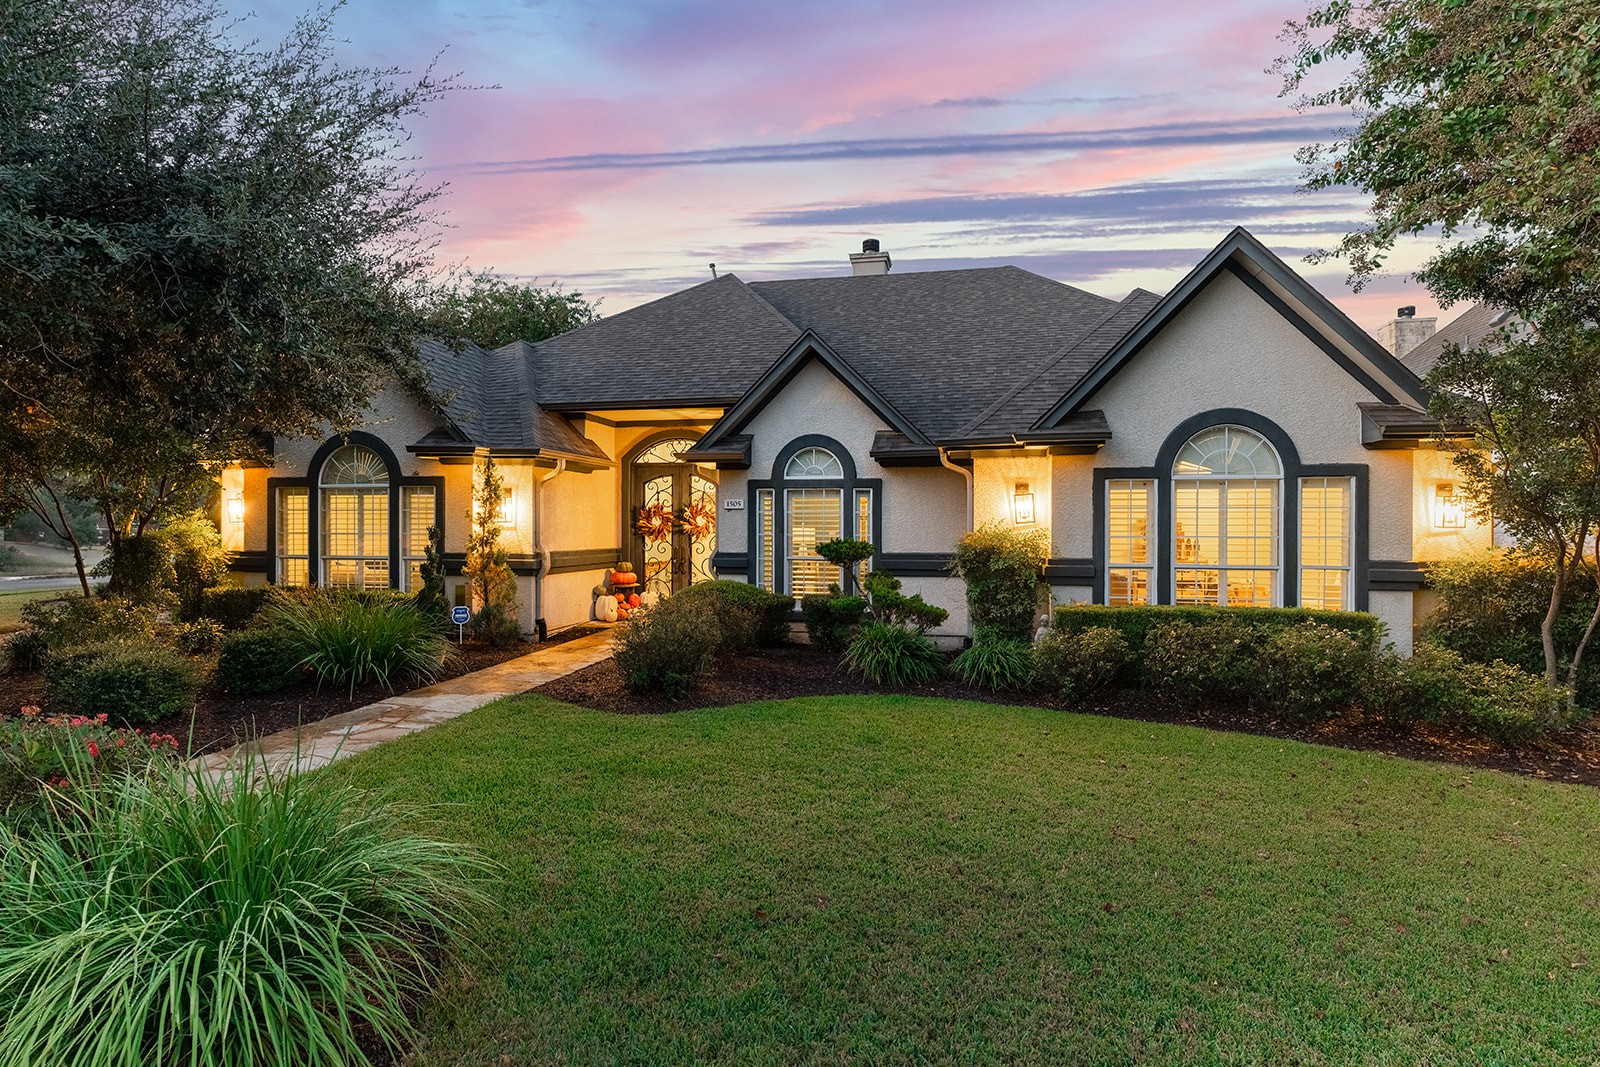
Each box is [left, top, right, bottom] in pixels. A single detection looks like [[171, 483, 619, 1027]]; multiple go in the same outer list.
[[1035, 228, 1430, 429]]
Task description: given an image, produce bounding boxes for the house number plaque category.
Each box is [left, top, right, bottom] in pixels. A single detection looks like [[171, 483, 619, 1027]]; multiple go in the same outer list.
[[723, 498, 745, 510]]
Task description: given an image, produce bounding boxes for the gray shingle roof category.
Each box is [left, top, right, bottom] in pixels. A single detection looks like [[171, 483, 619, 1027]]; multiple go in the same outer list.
[[531, 272, 801, 408], [1400, 303, 1519, 377], [746, 267, 1117, 439], [415, 338, 606, 461]]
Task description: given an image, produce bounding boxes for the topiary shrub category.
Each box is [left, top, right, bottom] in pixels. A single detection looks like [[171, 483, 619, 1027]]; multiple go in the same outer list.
[[1031, 626, 1130, 702], [843, 620, 945, 687], [194, 585, 271, 630], [816, 538, 875, 596], [953, 628, 1033, 691], [802, 594, 867, 651], [615, 597, 721, 698], [261, 594, 452, 696], [1142, 618, 1264, 708], [673, 580, 790, 650], [863, 571, 949, 632], [951, 523, 1050, 641], [215, 628, 304, 695], [1252, 621, 1377, 722], [44, 640, 201, 725]]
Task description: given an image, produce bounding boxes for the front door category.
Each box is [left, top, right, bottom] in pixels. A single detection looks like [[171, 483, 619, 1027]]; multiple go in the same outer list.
[[630, 454, 718, 596]]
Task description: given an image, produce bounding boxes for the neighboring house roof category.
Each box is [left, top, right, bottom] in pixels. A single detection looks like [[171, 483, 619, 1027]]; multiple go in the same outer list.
[[1400, 303, 1517, 377]]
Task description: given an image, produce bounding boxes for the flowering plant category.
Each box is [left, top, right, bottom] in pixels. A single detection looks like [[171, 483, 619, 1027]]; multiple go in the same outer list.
[[1, 706, 180, 823]]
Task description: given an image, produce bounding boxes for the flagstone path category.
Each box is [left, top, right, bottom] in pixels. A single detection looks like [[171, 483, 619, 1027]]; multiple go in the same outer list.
[[196, 628, 614, 779]]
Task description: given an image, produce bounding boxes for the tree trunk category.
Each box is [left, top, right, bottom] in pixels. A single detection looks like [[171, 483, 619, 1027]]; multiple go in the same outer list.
[[1566, 592, 1600, 708], [1541, 556, 1567, 689]]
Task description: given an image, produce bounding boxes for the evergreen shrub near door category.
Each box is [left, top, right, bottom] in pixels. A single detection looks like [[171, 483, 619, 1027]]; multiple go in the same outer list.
[[951, 523, 1050, 640], [802, 594, 867, 651], [673, 580, 790, 650]]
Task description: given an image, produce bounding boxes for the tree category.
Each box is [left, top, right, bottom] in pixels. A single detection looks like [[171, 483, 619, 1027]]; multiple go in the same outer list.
[[461, 457, 521, 646], [422, 271, 599, 348], [0, 0, 451, 595], [1275, 0, 1600, 319], [1428, 322, 1600, 701]]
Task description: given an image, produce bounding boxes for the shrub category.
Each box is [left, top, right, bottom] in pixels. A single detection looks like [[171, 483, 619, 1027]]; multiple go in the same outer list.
[[1142, 618, 1265, 708], [674, 580, 790, 650], [0, 707, 180, 830], [262, 594, 452, 696], [20, 594, 159, 652], [215, 628, 305, 695], [44, 641, 201, 726], [1366, 643, 1577, 743], [1423, 549, 1600, 706], [952, 523, 1050, 641], [156, 511, 231, 619], [1031, 626, 1130, 702], [1054, 604, 1385, 667], [463, 456, 522, 647], [802, 594, 867, 651], [864, 571, 949, 632], [0, 757, 487, 1067], [413, 524, 449, 628], [194, 585, 271, 629], [953, 632, 1034, 691], [3, 629, 49, 674], [843, 621, 945, 686], [169, 617, 225, 654], [816, 538, 875, 595], [615, 597, 721, 698], [1253, 622, 1377, 723]]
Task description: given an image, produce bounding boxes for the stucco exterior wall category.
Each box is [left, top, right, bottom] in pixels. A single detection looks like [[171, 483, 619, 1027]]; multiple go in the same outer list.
[[1410, 448, 1494, 561], [723, 359, 969, 633], [1046, 270, 1420, 637]]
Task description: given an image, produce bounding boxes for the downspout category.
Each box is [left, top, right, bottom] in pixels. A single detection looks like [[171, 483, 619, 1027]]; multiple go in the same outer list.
[[936, 447, 974, 532], [532, 458, 567, 641]]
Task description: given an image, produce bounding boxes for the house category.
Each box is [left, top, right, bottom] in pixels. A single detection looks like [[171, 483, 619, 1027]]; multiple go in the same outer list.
[[219, 228, 1492, 653]]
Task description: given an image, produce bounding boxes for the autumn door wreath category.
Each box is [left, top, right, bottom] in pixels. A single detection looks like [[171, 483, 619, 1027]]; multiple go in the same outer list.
[[679, 499, 716, 541], [634, 501, 675, 544]]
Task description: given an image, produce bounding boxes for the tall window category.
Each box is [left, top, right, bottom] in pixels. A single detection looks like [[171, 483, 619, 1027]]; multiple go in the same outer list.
[[786, 485, 843, 598], [1171, 426, 1281, 607], [276, 487, 309, 587], [400, 485, 437, 593], [320, 445, 390, 590], [1106, 479, 1154, 604], [1300, 477, 1352, 609], [755, 489, 775, 592]]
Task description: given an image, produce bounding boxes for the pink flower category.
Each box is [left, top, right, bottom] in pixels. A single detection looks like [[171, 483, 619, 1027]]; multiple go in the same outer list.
[[19, 705, 40, 718], [86, 741, 99, 759]]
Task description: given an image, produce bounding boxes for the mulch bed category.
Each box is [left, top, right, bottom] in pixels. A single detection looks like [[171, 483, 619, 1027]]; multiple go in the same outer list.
[[0, 624, 603, 756], [536, 643, 1600, 788]]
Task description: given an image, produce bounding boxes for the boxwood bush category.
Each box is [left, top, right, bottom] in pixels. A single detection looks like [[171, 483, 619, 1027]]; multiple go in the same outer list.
[[1055, 604, 1384, 667], [44, 641, 201, 725], [802, 594, 867, 651], [952, 523, 1050, 640], [673, 580, 790, 650], [1030, 626, 1130, 702], [1253, 622, 1378, 722], [193, 585, 272, 629], [215, 629, 304, 695], [1366, 643, 1578, 743]]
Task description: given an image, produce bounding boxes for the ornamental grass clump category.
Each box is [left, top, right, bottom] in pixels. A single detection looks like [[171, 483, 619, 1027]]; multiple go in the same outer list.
[[261, 593, 452, 696], [843, 621, 945, 686], [0, 758, 488, 1067], [953, 628, 1034, 691]]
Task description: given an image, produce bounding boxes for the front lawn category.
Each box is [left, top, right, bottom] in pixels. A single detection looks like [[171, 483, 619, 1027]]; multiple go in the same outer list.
[[331, 694, 1600, 1066]]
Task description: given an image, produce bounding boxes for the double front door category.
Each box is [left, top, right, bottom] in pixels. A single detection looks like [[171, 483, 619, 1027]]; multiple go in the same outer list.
[[630, 461, 718, 595]]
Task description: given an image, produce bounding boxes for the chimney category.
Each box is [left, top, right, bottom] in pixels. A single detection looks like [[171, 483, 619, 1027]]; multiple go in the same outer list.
[[1375, 305, 1437, 359], [849, 237, 891, 276]]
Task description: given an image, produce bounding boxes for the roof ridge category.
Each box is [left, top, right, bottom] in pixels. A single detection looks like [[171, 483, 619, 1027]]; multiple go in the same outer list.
[[720, 272, 803, 336], [952, 291, 1150, 438]]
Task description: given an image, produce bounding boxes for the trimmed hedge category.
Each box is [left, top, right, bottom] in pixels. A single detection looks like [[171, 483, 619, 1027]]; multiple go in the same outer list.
[[1054, 604, 1385, 660], [802, 595, 867, 652], [673, 581, 790, 650], [216, 629, 304, 695], [44, 641, 201, 725], [193, 586, 272, 630]]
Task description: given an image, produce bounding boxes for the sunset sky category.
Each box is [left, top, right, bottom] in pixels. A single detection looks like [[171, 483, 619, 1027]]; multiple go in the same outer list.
[[247, 0, 1458, 334]]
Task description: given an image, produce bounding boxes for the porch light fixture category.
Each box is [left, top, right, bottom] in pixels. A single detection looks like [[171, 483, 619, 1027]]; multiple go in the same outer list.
[[498, 487, 515, 525], [226, 497, 245, 525], [1432, 482, 1466, 530], [1013, 482, 1036, 526]]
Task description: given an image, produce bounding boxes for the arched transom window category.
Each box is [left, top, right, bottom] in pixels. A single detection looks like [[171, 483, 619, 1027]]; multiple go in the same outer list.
[[1171, 426, 1281, 606], [319, 445, 390, 590], [785, 446, 844, 479]]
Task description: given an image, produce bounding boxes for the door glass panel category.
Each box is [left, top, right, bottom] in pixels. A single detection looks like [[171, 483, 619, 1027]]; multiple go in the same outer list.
[[639, 473, 675, 596]]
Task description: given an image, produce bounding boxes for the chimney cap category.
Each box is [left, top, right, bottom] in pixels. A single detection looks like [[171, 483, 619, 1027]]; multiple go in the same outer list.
[[1397, 306, 1416, 318], [862, 238, 880, 253]]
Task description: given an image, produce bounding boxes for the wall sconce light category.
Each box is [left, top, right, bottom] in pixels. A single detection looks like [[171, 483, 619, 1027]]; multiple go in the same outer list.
[[1013, 482, 1036, 526], [226, 497, 245, 525], [1432, 482, 1466, 530], [497, 487, 516, 525]]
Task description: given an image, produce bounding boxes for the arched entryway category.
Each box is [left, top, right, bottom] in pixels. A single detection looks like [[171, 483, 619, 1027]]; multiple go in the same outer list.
[[626, 436, 718, 596]]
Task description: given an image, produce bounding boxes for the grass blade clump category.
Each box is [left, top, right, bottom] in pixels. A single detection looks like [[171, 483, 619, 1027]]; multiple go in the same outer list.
[[0, 757, 488, 1067], [262, 592, 452, 695]]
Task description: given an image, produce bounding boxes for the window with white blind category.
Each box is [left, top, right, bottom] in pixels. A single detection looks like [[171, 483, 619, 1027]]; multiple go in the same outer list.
[[1171, 426, 1281, 607], [1300, 477, 1353, 610], [276, 486, 309, 587], [400, 485, 437, 593], [1105, 479, 1154, 605], [785, 487, 843, 598], [755, 489, 775, 592], [319, 445, 390, 590]]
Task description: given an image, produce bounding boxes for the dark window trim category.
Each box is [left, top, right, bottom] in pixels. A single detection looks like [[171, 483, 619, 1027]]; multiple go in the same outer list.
[[266, 432, 444, 589], [1090, 410, 1370, 610], [746, 434, 882, 597]]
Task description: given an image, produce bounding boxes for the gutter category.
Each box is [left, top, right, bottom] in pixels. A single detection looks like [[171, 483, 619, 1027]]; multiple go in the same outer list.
[[532, 458, 567, 641], [936, 447, 974, 532]]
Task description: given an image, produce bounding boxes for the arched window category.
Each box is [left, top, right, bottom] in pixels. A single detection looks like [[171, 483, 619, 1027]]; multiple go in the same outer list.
[[786, 446, 844, 479], [1171, 426, 1281, 606], [320, 445, 390, 589], [752, 440, 875, 600]]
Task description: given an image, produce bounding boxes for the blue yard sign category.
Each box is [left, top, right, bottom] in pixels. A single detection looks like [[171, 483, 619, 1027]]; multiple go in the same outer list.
[[451, 605, 471, 643]]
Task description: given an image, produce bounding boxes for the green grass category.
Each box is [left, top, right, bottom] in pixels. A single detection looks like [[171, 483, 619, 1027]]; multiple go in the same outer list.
[[0, 589, 56, 632], [329, 695, 1600, 1066]]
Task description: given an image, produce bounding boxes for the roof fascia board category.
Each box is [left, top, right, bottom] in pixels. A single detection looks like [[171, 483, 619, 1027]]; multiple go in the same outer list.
[[697, 330, 930, 449]]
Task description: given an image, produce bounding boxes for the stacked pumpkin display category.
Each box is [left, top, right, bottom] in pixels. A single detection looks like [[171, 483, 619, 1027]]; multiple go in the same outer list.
[[592, 562, 645, 622]]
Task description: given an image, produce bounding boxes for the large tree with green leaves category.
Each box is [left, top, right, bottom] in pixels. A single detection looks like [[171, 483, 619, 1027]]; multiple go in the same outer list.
[[1276, 0, 1600, 318], [0, 0, 451, 592], [422, 271, 599, 349]]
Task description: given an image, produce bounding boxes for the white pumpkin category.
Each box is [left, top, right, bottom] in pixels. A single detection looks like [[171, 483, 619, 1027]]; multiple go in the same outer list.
[[594, 594, 619, 623]]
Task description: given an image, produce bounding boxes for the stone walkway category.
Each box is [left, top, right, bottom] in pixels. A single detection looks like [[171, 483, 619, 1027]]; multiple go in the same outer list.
[[196, 628, 614, 779]]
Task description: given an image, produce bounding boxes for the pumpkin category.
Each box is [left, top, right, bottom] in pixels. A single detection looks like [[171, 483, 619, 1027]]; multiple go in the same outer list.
[[592, 584, 608, 597], [627, 593, 641, 608], [594, 595, 618, 623], [615, 561, 635, 573], [610, 571, 638, 586]]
